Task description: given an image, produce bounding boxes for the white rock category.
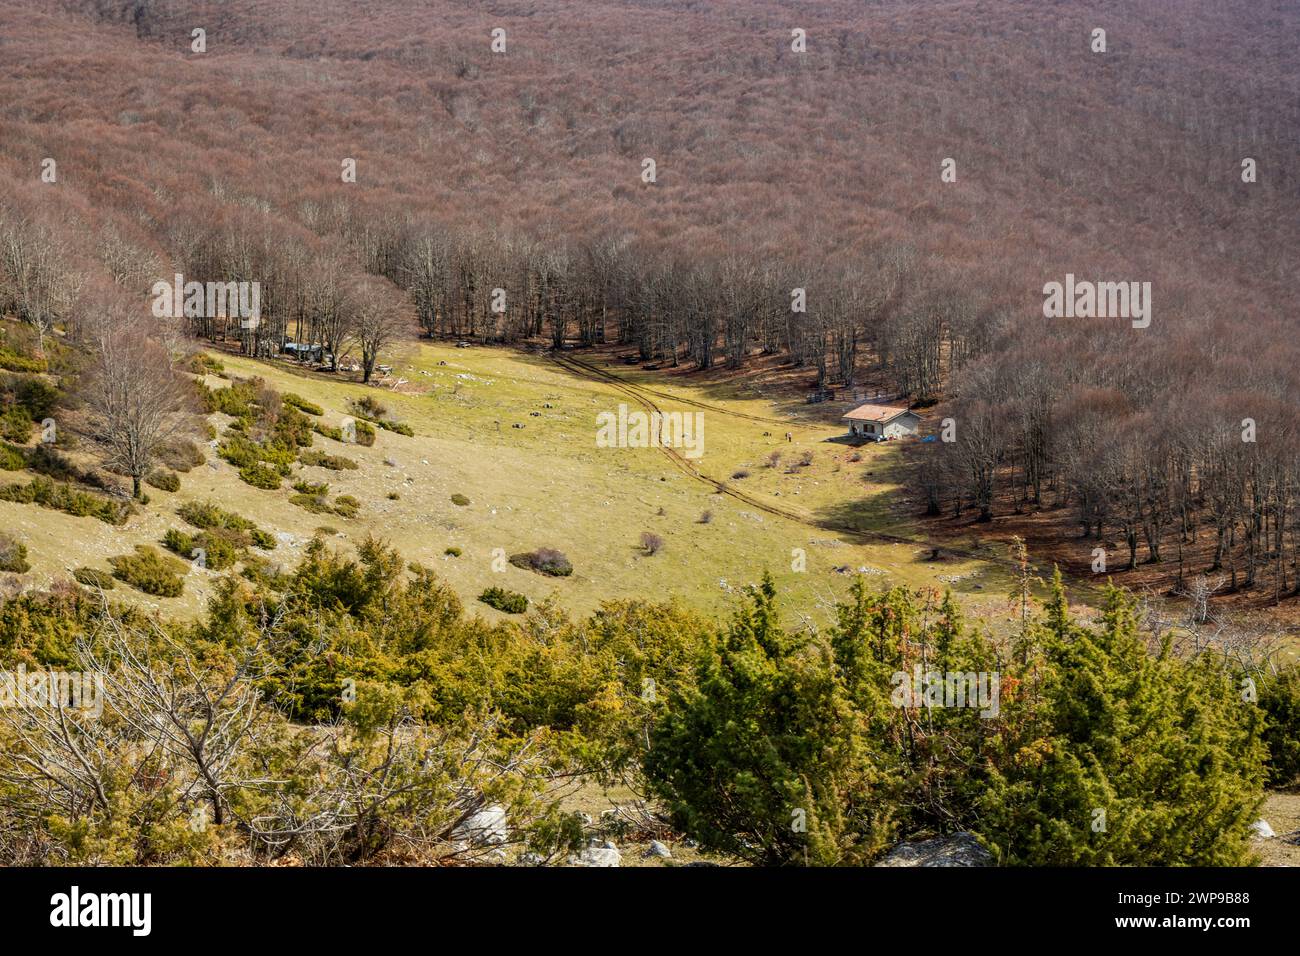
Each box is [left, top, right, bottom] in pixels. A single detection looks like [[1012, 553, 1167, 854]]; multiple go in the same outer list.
[[453, 805, 509, 846], [572, 846, 621, 867], [1251, 819, 1275, 839], [643, 840, 671, 859]]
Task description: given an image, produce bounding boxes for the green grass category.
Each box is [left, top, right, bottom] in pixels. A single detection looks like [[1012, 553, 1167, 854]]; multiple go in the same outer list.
[[194, 343, 1022, 624], [0, 341, 1032, 624]]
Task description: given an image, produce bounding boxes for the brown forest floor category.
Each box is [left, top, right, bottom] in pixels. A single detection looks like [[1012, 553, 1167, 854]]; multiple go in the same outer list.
[[913, 474, 1300, 649], [557, 341, 1300, 648]]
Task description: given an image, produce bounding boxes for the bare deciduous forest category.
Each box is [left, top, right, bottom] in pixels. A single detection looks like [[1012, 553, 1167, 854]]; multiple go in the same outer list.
[[3, 0, 1297, 606], [0, 0, 1298, 887]]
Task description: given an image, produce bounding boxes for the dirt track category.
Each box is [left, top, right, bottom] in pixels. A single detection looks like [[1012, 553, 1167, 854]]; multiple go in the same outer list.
[[550, 351, 1110, 601]]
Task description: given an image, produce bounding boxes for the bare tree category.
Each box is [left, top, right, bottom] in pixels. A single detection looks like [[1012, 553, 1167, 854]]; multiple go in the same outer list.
[[307, 255, 356, 372], [0, 211, 81, 355], [398, 225, 454, 337], [96, 221, 160, 295], [80, 319, 198, 499], [351, 279, 410, 383], [0, 594, 565, 866], [950, 362, 1008, 522]]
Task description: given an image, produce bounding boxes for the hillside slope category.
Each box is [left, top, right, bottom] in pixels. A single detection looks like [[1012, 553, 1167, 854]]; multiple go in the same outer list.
[[4, 340, 1027, 621]]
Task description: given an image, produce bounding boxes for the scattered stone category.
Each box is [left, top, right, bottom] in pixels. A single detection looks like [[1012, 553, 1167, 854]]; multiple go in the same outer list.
[[643, 840, 671, 859], [875, 832, 992, 867], [571, 846, 621, 867]]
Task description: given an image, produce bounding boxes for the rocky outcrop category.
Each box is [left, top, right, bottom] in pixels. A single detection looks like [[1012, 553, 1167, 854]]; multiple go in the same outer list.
[[571, 843, 621, 867], [875, 832, 993, 867]]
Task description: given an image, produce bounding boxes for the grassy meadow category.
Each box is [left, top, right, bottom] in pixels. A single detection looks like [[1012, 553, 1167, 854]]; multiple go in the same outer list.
[[3, 342, 1029, 626]]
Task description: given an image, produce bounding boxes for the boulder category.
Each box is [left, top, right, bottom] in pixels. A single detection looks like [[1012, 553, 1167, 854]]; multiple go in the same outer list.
[[453, 805, 509, 846], [643, 840, 672, 860], [571, 846, 621, 867], [875, 832, 992, 867]]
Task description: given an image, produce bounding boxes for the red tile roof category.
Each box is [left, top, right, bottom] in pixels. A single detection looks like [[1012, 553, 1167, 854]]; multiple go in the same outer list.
[[841, 403, 913, 423]]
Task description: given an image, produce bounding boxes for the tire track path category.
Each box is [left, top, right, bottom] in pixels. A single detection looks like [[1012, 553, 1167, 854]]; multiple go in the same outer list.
[[551, 351, 1105, 596]]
